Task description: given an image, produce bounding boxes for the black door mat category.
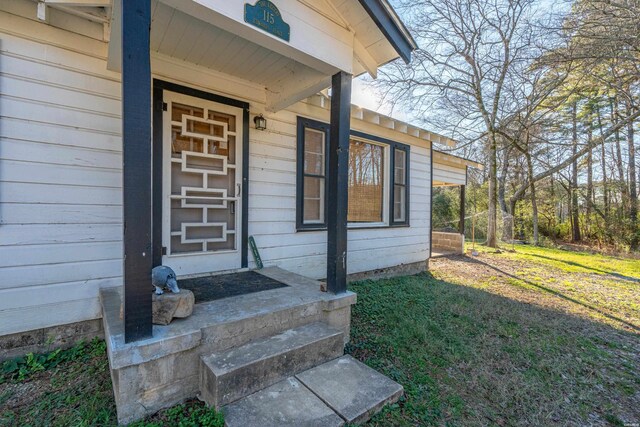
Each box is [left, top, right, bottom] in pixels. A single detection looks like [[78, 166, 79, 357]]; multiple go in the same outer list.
[[178, 271, 288, 304]]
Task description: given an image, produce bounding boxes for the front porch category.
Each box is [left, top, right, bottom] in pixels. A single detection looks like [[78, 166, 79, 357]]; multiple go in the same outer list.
[[100, 0, 416, 423], [100, 267, 402, 424]]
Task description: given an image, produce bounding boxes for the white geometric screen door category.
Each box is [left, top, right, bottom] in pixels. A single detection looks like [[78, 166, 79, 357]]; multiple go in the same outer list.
[[161, 91, 243, 276]]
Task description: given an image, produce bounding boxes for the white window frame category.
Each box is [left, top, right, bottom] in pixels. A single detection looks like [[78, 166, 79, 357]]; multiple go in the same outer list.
[[302, 127, 326, 225]]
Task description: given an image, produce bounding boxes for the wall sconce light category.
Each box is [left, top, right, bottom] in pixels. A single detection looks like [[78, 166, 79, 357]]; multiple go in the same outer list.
[[254, 114, 267, 131]]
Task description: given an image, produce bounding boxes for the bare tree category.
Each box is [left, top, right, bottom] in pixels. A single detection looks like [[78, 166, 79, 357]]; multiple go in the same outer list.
[[374, 0, 542, 247], [373, 0, 640, 250]]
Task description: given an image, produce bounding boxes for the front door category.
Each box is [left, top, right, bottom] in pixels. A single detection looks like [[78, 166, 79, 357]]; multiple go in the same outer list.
[[162, 91, 243, 276]]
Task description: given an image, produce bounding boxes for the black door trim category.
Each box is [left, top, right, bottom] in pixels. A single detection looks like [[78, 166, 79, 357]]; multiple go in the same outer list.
[[152, 79, 251, 269]]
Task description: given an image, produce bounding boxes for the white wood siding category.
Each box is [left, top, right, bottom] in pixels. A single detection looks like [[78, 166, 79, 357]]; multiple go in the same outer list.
[[0, 2, 122, 335], [0, 1, 431, 336], [433, 162, 467, 186], [245, 123, 432, 278]]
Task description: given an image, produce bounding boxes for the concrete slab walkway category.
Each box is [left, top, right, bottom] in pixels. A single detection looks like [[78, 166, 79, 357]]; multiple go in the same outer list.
[[223, 355, 403, 426], [223, 377, 344, 427]]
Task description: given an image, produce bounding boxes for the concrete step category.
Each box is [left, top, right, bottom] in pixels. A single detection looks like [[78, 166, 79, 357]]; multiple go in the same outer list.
[[223, 377, 344, 427], [223, 355, 404, 426], [199, 322, 344, 408], [296, 355, 404, 424]]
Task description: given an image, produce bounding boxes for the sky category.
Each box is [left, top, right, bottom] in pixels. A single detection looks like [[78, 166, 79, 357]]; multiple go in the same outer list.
[[351, 76, 410, 122], [351, 77, 379, 111]]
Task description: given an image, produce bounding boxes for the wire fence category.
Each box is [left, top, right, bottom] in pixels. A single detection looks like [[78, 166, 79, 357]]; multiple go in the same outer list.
[[434, 210, 519, 251], [461, 211, 519, 250]]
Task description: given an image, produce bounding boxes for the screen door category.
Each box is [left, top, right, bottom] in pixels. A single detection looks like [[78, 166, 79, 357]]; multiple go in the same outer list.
[[162, 91, 243, 276]]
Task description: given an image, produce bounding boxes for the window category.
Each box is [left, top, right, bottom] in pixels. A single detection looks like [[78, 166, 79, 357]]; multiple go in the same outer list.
[[296, 119, 409, 230], [303, 128, 325, 223], [348, 139, 385, 223], [297, 118, 329, 230], [393, 148, 408, 223]]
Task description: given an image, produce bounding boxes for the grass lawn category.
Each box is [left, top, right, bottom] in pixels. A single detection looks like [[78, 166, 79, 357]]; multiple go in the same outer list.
[[348, 245, 639, 426], [1, 245, 638, 426]]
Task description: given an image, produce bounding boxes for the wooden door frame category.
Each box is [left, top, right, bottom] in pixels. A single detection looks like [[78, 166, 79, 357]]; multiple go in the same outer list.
[[152, 79, 250, 270]]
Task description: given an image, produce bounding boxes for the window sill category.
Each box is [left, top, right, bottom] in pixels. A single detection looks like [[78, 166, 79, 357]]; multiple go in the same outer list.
[[296, 222, 410, 232], [348, 222, 386, 229]]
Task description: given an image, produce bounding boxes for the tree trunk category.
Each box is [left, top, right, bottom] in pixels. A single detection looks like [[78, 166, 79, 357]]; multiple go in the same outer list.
[[498, 146, 512, 242], [571, 103, 581, 242], [611, 97, 627, 214], [596, 105, 609, 218], [626, 100, 638, 250], [526, 152, 539, 245], [487, 132, 498, 247], [586, 121, 593, 237]]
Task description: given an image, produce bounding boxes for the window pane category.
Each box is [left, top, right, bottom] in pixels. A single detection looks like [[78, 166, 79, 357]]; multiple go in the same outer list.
[[348, 140, 384, 223], [394, 184, 406, 222], [304, 153, 323, 175], [304, 176, 322, 198], [394, 149, 406, 185], [172, 102, 203, 121], [304, 177, 324, 223], [304, 128, 324, 175], [304, 199, 322, 222]]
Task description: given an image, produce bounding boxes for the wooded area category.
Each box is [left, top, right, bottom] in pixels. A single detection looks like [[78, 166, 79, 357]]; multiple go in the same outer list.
[[377, 0, 640, 251]]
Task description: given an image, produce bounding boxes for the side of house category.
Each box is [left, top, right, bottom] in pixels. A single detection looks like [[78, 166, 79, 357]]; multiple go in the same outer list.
[[0, 0, 437, 352]]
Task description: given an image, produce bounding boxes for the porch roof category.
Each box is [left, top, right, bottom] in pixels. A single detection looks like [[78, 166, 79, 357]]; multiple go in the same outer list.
[[434, 150, 484, 171], [101, 0, 417, 111], [354, 0, 417, 64], [433, 150, 483, 187]]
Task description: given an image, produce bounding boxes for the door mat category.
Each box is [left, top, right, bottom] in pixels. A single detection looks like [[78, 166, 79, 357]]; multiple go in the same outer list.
[[178, 271, 288, 304]]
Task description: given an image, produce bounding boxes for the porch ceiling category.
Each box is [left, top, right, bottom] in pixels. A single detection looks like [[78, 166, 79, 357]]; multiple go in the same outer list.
[[106, 0, 415, 112], [151, 1, 328, 111]]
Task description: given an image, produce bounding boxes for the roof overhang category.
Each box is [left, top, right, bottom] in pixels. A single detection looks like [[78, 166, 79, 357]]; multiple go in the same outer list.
[[100, 0, 417, 111], [356, 0, 417, 63], [434, 150, 484, 170], [301, 93, 456, 148]]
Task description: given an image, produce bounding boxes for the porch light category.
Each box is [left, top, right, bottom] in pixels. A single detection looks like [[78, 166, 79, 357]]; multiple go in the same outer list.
[[254, 114, 267, 131]]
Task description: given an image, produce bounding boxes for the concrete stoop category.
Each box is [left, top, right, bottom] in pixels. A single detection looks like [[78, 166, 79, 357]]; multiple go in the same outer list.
[[222, 355, 404, 427], [200, 322, 345, 408], [101, 267, 358, 425]]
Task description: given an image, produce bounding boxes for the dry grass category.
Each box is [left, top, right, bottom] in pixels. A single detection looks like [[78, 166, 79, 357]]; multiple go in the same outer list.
[[347, 245, 640, 426]]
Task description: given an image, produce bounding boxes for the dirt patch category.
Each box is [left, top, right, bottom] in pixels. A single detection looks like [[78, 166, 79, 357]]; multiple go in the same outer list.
[[0, 371, 52, 411], [431, 252, 640, 333]]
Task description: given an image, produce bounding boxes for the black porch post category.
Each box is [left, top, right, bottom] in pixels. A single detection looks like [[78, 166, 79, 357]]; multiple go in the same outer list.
[[327, 71, 352, 294], [122, 0, 152, 343], [459, 184, 466, 235]]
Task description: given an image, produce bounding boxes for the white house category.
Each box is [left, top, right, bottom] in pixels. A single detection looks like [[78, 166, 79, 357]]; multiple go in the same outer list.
[[0, 0, 481, 424]]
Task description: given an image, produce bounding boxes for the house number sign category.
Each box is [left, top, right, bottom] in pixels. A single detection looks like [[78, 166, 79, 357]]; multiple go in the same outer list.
[[244, 0, 290, 42]]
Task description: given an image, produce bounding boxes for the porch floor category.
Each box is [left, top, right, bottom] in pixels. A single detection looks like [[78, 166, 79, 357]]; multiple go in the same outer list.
[[100, 267, 356, 372]]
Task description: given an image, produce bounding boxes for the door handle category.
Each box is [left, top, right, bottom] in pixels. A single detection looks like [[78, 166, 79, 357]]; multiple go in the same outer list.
[[236, 184, 241, 197]]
